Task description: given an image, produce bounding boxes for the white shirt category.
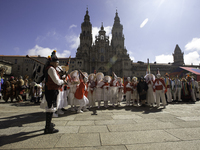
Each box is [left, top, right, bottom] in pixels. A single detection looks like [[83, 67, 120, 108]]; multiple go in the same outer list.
[[48, 66, 64, 86]]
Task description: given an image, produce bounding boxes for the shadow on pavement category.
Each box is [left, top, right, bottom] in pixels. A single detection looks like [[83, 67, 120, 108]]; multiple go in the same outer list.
[[0, 129, 44, 147]]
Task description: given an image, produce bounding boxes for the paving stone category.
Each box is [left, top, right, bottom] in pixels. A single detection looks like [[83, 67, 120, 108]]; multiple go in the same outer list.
[[112, 114, 142, 120], [177, 116, 200, 121], [67, 120, 95, 126], [25, 145, 127, 150], [1, 99, 200, 149], [95, 119, 137, 125], [100, 130, 180, 145], [133, 118, 162, 123], [55, 126, 79, 133], [0, 126, 24, 135], [157, 117, 185, 122], [55, 133, 100, 147], [165, 127, 200, 140], [173, 121, 200, 128], [136, 113, 175, 119], [79, 125, 109, 133], [23, 120, 68, 127], [107, 122, 179, 132], [0, 133, 62, 149], [126, 140, 200, 150], [74, 115, 112, 121], [52, 115, 76, 121]]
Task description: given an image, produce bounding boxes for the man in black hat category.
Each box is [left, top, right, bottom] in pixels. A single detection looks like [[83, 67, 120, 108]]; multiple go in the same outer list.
[[44, 50, 67, 134]]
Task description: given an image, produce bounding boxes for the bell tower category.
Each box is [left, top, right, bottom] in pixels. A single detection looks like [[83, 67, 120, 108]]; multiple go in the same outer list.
[[111, 10, 124, 49], [173, 44, 184, 65], [80, 7, 92, 47], [76, 7, 93, 59]]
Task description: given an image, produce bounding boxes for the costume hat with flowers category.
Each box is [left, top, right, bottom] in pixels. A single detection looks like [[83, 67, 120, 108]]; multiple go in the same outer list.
[[48, 50, 58, 62], [165, 73, 169, 77]]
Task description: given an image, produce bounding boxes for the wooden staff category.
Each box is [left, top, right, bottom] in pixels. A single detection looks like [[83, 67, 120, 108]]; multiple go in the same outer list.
[[26, 55, 45, 65]]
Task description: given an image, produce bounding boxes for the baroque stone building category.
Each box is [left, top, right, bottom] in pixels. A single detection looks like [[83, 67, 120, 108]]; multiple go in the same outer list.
[[76, 9, 132, 77]]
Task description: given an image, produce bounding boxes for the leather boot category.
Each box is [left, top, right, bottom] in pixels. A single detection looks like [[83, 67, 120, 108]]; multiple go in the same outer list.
[[44, 112, 59, 134]]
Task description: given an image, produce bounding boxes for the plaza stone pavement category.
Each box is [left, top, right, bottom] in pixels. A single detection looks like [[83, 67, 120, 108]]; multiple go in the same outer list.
[[1, 100, 200, 150]]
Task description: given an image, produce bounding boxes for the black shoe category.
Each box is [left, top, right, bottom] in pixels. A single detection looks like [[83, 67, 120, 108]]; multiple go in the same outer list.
[[61, 108, 67, 111], [44, 128, 59, 134], [50, 123, 55, 128]]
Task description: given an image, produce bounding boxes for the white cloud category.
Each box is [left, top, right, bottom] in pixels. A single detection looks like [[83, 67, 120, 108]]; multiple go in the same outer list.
[[66, 34, 80, 49], [69, 24, 77, 29], [128, 51, 135, 61], [140, 18, 149, 28], [155, 54, 173, 63], [184, 51, 200, 65], [35, 30, 61, 42], [185, 38, 200, 51], [27, 45, 71, 58]]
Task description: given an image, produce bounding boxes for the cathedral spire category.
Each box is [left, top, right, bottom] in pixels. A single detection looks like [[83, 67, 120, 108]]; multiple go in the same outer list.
[[173, 44, 184, 65], [84, 6, 90, 22], [101, 22, 104, 30], [114, 9, 120, 25]]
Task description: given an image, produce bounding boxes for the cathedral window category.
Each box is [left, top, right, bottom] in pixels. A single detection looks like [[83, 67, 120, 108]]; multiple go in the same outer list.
[[18, 65, 20, 71], [92, 67, 95, 73], [101, 35, 104, 40], [100, 48, 104, 53], [101, 55, 104, 62]]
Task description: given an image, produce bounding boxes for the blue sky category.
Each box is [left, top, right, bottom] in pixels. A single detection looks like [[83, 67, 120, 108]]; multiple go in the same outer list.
[[0, 0, 200, 65]]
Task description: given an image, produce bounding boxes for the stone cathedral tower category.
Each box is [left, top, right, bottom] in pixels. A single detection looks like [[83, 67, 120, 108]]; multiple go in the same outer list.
[[76, 9, 133, 77], [173, 44, 184, 65]]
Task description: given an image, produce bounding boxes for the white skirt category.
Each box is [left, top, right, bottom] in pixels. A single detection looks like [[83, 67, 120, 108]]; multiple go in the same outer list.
[[57, 90, 68, 109], [95, 88, 103, 101], [74, 95, 89, 106]]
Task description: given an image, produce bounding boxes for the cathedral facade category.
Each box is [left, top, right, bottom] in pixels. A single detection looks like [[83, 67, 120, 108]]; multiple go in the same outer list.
[[75, 9, 133, 77]]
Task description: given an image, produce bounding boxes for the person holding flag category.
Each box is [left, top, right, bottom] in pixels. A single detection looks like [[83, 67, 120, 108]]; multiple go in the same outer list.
[[153, 69, 167, 108]]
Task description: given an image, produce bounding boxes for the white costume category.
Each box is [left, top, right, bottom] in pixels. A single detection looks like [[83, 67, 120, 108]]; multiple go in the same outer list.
[[87, 73, 96, 107], [33, 83, 42, 103], [164, 75, 172, 102], [109, 73, 119, 107], [95, 72, 104, 108], [145, 74, 156, 106], [153, 73, 167, 108], [124, 77, 132, 106], [68, 70, 79, 111], [188, 77, 196, 102], [57, 85, 68, 110], [103, 76, 111, 108], [117, 77, 124, 106], [131, 77, 139, 105]]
